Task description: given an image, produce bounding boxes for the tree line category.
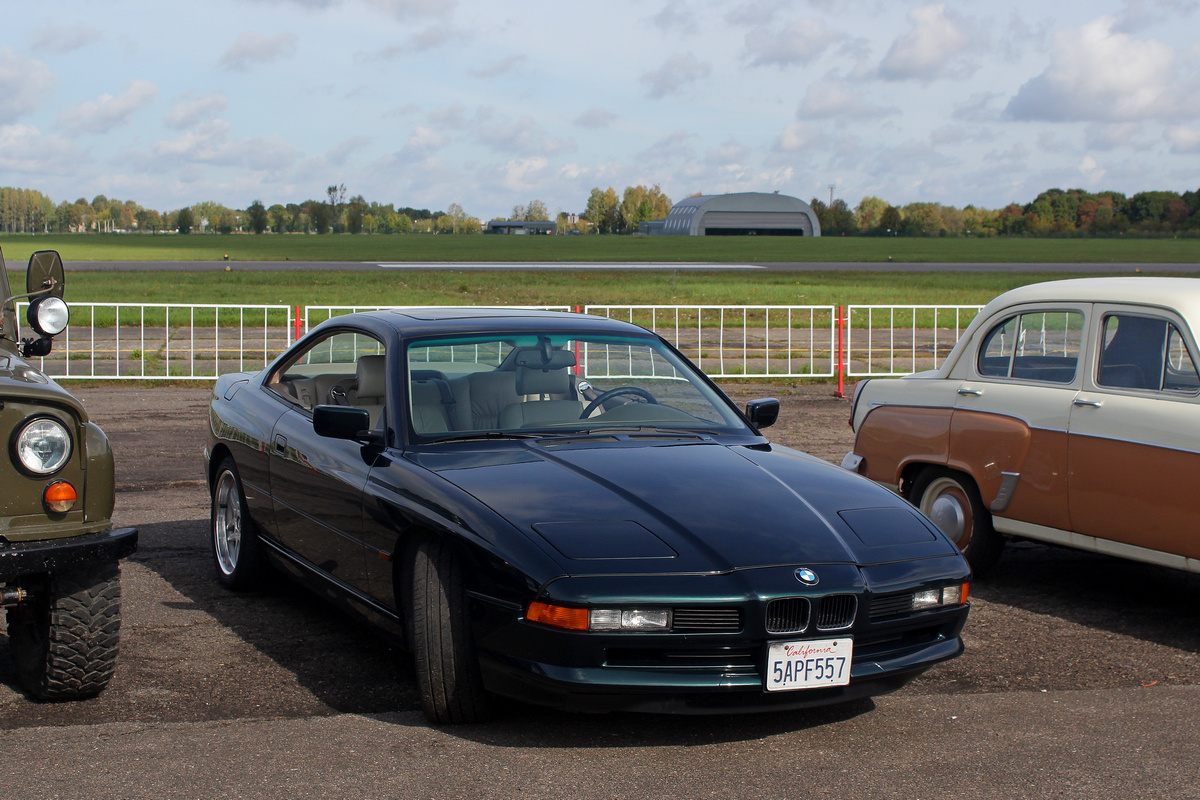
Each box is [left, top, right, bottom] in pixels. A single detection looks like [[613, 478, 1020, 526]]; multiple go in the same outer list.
[[3, 183, 1199, 237]]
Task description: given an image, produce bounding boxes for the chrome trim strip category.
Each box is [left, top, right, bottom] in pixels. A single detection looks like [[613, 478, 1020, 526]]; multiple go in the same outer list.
[[993, 517, 1200, 574]]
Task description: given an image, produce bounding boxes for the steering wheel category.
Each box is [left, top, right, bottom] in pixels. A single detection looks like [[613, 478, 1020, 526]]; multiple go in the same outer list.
[[581, 386, 657, 418]]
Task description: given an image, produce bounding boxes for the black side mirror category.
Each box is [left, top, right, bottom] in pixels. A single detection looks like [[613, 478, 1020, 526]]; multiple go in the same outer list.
[[745, 398, 780, 429], [313, 405, 376, 442]]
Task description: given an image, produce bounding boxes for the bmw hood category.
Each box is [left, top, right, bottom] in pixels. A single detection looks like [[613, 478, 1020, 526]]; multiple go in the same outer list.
[[412, 439, 958, 575]]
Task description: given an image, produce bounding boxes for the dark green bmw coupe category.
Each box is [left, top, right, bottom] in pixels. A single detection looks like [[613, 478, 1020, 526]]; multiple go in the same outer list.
[[206, 307, 970, 724]]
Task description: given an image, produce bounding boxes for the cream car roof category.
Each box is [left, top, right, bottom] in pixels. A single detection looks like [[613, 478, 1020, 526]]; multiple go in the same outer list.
[[939, 277, 1200, 377]]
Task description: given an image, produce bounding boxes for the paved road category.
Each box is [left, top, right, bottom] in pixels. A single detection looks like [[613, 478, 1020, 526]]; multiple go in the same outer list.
[[2, 387, 1198, 799], [66, 260, 1200, 273]]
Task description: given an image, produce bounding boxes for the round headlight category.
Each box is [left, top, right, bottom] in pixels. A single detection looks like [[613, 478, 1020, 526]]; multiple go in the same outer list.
[[14, 417, 73, 475], [27, 296, 70, 337]]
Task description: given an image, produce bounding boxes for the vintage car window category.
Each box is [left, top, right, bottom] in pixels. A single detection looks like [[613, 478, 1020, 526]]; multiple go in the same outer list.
[[405, 332, 747, 439], [267, 330, 387, 411], [977, 311, 1083, 384], [1097, 314, 1198, 393]]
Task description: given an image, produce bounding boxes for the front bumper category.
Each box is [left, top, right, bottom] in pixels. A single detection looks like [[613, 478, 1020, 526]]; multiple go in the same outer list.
[[0, 526, 139, 582], [479, 633, 963, 714]]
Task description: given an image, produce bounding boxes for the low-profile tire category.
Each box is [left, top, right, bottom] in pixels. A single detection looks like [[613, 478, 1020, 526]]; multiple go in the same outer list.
[[211, 457, 265, 590], [910, 467, 1005, 576], [6, 562, 122, 700], [410, 538, 491, 725]]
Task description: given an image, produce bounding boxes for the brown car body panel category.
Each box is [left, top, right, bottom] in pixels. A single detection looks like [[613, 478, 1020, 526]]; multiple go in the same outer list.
[[1069, 434, 1200, 560], [857, 405, 1072, 532]]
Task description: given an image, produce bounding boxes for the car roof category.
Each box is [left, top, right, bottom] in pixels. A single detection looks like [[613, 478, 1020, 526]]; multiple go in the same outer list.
[[313, 307, 652, 338], [983, 277, 1200, 320]]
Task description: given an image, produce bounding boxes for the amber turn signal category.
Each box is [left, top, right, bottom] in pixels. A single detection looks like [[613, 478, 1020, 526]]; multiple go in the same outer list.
[[43, 481, 77, 513], [526, 601, 589, 631]]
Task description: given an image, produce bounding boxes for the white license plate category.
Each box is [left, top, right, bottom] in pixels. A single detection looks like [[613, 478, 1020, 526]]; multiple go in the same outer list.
[[765, 638, 853, 692]]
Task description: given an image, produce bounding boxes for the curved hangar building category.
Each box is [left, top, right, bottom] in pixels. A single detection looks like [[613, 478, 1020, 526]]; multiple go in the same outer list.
[[644, 192, 821, 236]]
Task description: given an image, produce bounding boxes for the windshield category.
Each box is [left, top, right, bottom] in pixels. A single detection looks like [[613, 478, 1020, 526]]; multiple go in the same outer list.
[[405, 331, 748, 440]]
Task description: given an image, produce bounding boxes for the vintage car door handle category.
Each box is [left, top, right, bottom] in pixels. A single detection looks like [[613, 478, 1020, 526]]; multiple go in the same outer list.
[[1072, 398, 1103, 408], [274, 434, 288, 453], [957, 388, 983, 396]]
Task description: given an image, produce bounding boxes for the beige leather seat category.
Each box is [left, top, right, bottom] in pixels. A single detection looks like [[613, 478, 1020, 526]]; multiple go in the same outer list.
[[498, 362, 581, 428], [352, 355, 387, 427]]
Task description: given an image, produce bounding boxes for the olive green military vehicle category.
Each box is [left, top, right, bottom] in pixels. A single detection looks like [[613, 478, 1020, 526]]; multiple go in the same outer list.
[[1, 246, 137, 699]]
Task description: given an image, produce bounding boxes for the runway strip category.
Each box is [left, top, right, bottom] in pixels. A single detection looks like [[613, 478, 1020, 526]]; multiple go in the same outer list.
[[377, 261, 766, 270]]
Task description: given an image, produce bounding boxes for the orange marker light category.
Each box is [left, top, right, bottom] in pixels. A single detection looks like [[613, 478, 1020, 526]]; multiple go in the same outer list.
[[526, 601, 589, 631], [44, 481, 77, 513]]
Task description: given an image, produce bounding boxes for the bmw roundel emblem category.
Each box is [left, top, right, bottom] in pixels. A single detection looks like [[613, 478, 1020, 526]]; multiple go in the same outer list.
[[794, 567, 819, 586]]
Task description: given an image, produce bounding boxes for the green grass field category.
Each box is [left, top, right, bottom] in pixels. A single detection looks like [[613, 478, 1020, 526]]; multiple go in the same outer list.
[[3, 232, 1200, 264], [4, 233, 1200, 309]]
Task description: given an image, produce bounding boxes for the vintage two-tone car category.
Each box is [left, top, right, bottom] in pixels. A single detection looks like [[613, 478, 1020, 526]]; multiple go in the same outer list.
[[2, 248, 137, 700], [206, 307, 970, 724], [844, 277, 1200, 576]]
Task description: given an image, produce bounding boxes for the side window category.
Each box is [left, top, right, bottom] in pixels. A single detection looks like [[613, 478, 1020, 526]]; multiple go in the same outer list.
[[977, 311, 1083, 384], [268, 331, 386, 412], [1097, 314, 1198, 393], [978, 316, 1018, 377]]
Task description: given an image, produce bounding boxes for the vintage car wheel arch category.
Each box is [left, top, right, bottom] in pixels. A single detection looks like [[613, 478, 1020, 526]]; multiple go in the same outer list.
[[909, 467, 1005, 574]]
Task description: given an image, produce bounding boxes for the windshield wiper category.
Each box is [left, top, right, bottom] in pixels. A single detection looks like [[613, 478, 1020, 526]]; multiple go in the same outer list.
[[427, 430, 542, 443]]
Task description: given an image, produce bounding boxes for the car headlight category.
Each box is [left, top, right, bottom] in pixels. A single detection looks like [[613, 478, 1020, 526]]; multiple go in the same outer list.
[[13, 416, 73, 475], [27, 296, 70, 337], [526, 601, 673, 632], [911, 583, 969, 611]]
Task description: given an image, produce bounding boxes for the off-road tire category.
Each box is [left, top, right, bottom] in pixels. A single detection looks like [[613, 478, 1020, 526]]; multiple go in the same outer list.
[[411, 537, 491, 724], [6, 562, 122, 700]]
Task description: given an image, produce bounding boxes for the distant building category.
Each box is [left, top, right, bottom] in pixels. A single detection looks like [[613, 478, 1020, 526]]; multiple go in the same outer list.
[[486, 220, 557, 235], [642, 192, 821, 236]]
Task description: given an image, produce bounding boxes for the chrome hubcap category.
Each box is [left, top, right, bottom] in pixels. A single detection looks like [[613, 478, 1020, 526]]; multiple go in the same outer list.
[[920, 476, 972, 547], [214, 471, 242, 575]]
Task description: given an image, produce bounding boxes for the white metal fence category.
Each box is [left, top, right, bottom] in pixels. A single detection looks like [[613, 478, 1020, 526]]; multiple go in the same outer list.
[[15, 301, 986, 381], [18, 302, 293, 380], [845, 305, 983, 377], [585, 305, 837, 379]]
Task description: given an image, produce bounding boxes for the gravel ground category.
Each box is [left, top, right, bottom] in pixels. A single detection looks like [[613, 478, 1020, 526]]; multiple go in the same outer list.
[[2, 382, 1198, 731]]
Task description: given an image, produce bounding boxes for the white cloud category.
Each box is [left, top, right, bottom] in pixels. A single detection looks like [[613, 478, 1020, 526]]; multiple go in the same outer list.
[[165, 95, 229, 129], [327, 135, 371, 165], [497, 156, 551, 193], [475, 115, 572, 156], [743, 19, 844, 68], [32, 23, 102, 53], [1166, 124, 1200, 153], [1078, 154, 1107, 183], [641, 54, 711, 99], [879, 4, 977, 81], [1084, 122, 1145, 151], [219, 32, 298, 71], [1006, 16, 1196, 122], [574, 107, 618, 130], [363, 0, 452, 19], [403, 125, 447, 154], [151, 119, 299, 170], [472, 55, 526, 79], [57, 80, 158, 135], [0, 124, 79, 175], [0, 48, 56, 123], [798, 81, 898, 121], [651, 1, 698, 34]]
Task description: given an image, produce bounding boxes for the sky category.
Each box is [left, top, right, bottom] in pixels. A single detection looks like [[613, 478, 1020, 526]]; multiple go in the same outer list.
[[2, 0, 1200, 221]]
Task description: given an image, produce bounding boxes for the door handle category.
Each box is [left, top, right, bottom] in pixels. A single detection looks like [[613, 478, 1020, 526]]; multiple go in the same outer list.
[[957, 388, 982, 396], [274, 434, 288, 453], [1072, 398, 1103, 408]]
